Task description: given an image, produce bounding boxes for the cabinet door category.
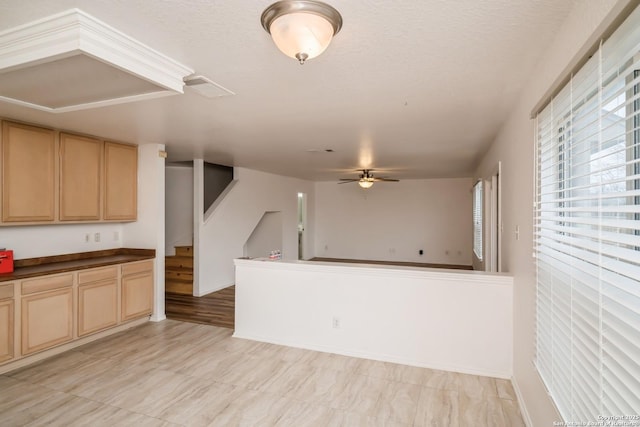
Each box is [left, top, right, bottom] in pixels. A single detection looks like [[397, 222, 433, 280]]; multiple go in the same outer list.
[[0, 299, 14, 363], [122, 272, 153, 321], [59, 133, 101, 221], [1, 121, 55, 222], [104, 142, 137, 220], [21, 288, 73, 355], [78, 280, 117, 336]]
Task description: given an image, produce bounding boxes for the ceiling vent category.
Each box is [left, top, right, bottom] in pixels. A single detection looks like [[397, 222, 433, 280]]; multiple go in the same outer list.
[[184, 75, 235, 98], [0, 9, 193, 113]]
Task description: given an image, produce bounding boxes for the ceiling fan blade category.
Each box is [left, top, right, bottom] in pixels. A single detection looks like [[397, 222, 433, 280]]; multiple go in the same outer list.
[[338, 180, 358, 184], [373, 177, 400, 182], [339, 178, 358, 182]]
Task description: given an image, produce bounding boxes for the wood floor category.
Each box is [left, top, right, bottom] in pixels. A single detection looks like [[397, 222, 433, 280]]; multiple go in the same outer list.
[[165, 286, 235, 329], [311, 257, 473, 270], [0, 320, 525, 426]]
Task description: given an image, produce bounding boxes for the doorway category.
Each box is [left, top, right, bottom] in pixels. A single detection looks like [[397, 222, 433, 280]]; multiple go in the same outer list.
[[297, 192, 307, 260], [487, 162, 502, 272]]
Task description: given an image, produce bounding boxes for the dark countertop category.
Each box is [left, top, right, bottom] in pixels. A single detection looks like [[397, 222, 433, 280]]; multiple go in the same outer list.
[[0, 249, 155, 283]]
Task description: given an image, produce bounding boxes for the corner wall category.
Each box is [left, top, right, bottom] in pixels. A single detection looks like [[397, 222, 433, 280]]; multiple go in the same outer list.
[[314, 178, 473, 265], [244, 211, 283, 259], [473, 1, 622, 425], [122, 143, 166, 321], [194, 166, 315, 296]]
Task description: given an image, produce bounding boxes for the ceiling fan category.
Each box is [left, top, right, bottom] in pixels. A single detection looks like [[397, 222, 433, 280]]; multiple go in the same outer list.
[[338, 169, 399, 189]]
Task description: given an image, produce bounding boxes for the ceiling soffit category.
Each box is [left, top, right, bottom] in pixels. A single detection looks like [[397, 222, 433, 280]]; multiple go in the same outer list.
[[0, 8, 194, 113]]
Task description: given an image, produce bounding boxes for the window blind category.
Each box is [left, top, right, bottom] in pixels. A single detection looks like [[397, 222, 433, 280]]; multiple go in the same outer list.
[[473, 180, 483, 260], [535, 4, 640, 421]]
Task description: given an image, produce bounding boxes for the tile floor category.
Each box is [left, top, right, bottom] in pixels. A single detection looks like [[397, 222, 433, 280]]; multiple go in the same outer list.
[[0, 320, 525, 426]]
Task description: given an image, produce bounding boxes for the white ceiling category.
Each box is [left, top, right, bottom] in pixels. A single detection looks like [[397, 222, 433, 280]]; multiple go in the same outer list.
[[0, 0, 574, 181]]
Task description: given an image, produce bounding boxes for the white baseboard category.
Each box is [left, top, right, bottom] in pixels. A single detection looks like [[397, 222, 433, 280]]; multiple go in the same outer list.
[[195, 282, 234, 297], [150, 313, 167, 322], [232, 331, 511, 379], [512, 375, 533, 427]]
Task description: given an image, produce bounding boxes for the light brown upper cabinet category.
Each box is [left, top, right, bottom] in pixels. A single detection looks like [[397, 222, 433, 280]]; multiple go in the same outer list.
[[59, 133, 101, 221], [1, 122, 56, 222], [104, 142, 137, 220]]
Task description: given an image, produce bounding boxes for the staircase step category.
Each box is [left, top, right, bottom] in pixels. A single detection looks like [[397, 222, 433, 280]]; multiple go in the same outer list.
[[166, 279, 193, 295], [165, 269, 193, 281], [165, 256, 193, 269], [175, 246, 193, 257]]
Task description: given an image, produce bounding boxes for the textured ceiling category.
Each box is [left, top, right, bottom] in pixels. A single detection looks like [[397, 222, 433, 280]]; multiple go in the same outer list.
[[0, 0, 575, 180]]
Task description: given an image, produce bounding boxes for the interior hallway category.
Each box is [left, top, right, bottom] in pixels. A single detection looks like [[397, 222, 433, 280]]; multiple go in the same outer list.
[[165, 286, 235, 329]]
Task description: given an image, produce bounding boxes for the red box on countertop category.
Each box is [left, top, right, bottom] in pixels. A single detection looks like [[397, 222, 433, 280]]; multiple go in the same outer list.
[[0, 250, 14, 274]]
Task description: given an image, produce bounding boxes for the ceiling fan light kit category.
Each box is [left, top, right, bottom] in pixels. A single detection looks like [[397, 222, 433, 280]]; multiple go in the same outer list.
[[358, 178, 374, 189], [261, 0, 342, 65], [339, 169, 399, 189]]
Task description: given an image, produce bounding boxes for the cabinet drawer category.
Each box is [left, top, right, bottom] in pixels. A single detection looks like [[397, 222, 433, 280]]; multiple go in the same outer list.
[[21, 274, 73, 295], [122, 260, 153, 276], [78, 266, 118, 285], [0, 284, 13, 300]]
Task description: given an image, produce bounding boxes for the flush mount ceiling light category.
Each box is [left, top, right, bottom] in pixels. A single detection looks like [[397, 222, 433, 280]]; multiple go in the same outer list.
[[261, 0, 342, 65]]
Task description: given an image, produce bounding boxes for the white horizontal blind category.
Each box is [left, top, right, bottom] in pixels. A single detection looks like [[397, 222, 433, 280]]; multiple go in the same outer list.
[[535, 4, 640, 421], [473, 180, 483, 260]]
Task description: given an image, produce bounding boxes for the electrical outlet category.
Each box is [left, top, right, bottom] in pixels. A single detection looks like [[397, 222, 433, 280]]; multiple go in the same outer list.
[[332, 317, 340, 329], [84, 233, 90, 243], [94, 232, 101, 243]]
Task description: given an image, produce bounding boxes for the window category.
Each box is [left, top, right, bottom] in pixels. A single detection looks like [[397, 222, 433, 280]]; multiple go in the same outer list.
[[535, 5, 640, 421], [473, 180, 483, 260]]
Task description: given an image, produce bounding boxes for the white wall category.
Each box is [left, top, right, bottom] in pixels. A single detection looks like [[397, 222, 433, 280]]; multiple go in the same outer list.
[[474, 1, 622, 425], [314, 178, 472, 265], [0, 222, 124, 259], [235, 259, 513, 378], [165, 165, 193, 256], [244, 211, 283, 259], [123, 143, 166, 322], [194, 166, 315, 296]]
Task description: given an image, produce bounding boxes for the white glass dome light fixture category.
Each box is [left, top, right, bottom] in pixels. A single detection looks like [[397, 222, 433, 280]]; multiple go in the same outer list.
[[358, 178, 374, 189], [261, 0, 343, 65]]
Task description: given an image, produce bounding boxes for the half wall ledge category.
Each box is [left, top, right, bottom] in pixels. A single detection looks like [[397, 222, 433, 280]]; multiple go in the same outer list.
[[234, 258, 514, 378]]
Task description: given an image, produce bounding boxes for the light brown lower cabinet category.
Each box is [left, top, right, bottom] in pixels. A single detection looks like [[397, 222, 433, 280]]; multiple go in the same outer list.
[[0, 298, 14, 363], [21, 287, 73, 356], [121, 261, 154, 321], [78, 280, 118, 337], [0, 259, 154, 368]]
